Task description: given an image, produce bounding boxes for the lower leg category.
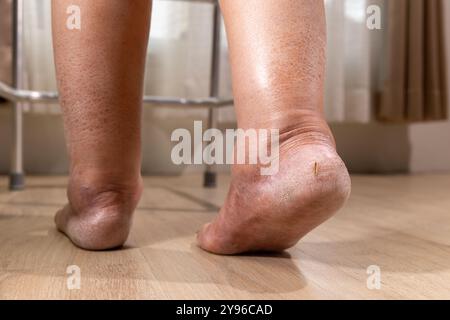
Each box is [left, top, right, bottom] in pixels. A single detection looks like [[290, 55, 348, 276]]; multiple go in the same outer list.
[[197, 0, 351, 254], [52, 0, 152, 250]]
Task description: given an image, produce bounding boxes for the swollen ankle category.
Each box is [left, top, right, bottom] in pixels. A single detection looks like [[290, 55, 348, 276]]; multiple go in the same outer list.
[[56, 174, 143, 250], [67, 169, 143, 211], [253, 109, 336, 149]]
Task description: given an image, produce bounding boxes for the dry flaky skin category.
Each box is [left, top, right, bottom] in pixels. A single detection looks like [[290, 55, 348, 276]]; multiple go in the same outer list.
[[52, 0, 351, 253]]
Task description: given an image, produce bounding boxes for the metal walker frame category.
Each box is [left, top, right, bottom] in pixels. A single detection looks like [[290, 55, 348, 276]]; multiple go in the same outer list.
[[0, 0, 233, 190]]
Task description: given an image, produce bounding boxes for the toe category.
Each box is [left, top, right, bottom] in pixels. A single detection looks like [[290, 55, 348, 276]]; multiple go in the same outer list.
[[196, 222, 215, 252], [197, 221, 232, 255], [54, 205, 69, 232], [197, 219, 243, 255]]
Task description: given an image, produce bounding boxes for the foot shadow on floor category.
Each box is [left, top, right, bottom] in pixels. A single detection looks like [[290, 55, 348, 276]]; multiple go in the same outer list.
[[138, 245, 307, 294]]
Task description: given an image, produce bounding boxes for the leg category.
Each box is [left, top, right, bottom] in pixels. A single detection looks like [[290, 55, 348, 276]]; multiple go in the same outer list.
[[197, 0, 351, 254], [10, 0, 25, 191], [52, 0, 152, 250]]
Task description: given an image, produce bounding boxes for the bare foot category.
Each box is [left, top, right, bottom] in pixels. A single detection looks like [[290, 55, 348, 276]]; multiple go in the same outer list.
[[197, 125, 351, 255], [55, 172, 142, 250]]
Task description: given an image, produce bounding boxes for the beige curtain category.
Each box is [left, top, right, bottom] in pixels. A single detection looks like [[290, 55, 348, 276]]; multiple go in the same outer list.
[[379, 0, 448, 122]]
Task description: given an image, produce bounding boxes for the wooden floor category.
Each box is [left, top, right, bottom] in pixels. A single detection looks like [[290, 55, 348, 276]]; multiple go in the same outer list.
[[0, 173, 450, 299]]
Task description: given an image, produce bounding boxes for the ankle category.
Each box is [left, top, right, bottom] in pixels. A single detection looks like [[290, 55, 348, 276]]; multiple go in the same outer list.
[[67, 170, 143, 213], [61, 172, 143, 250], [277, 110, 335, 147], [242, 108, 335, 148]]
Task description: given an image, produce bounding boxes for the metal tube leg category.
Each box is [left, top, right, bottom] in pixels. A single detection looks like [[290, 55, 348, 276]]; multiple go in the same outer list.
[[9, 0, 25, 191], [10, 103, 25, 190], [203, 2, 222, 188], [204, 106, 217, 188]]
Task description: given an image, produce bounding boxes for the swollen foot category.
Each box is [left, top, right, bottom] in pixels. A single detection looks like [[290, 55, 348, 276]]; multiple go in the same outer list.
[[197, 130, 351, 255], [55, 175, 142, 251]]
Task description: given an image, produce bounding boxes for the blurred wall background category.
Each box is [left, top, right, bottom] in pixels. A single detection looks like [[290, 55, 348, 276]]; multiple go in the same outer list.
[[0, 0, 449, 175]]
